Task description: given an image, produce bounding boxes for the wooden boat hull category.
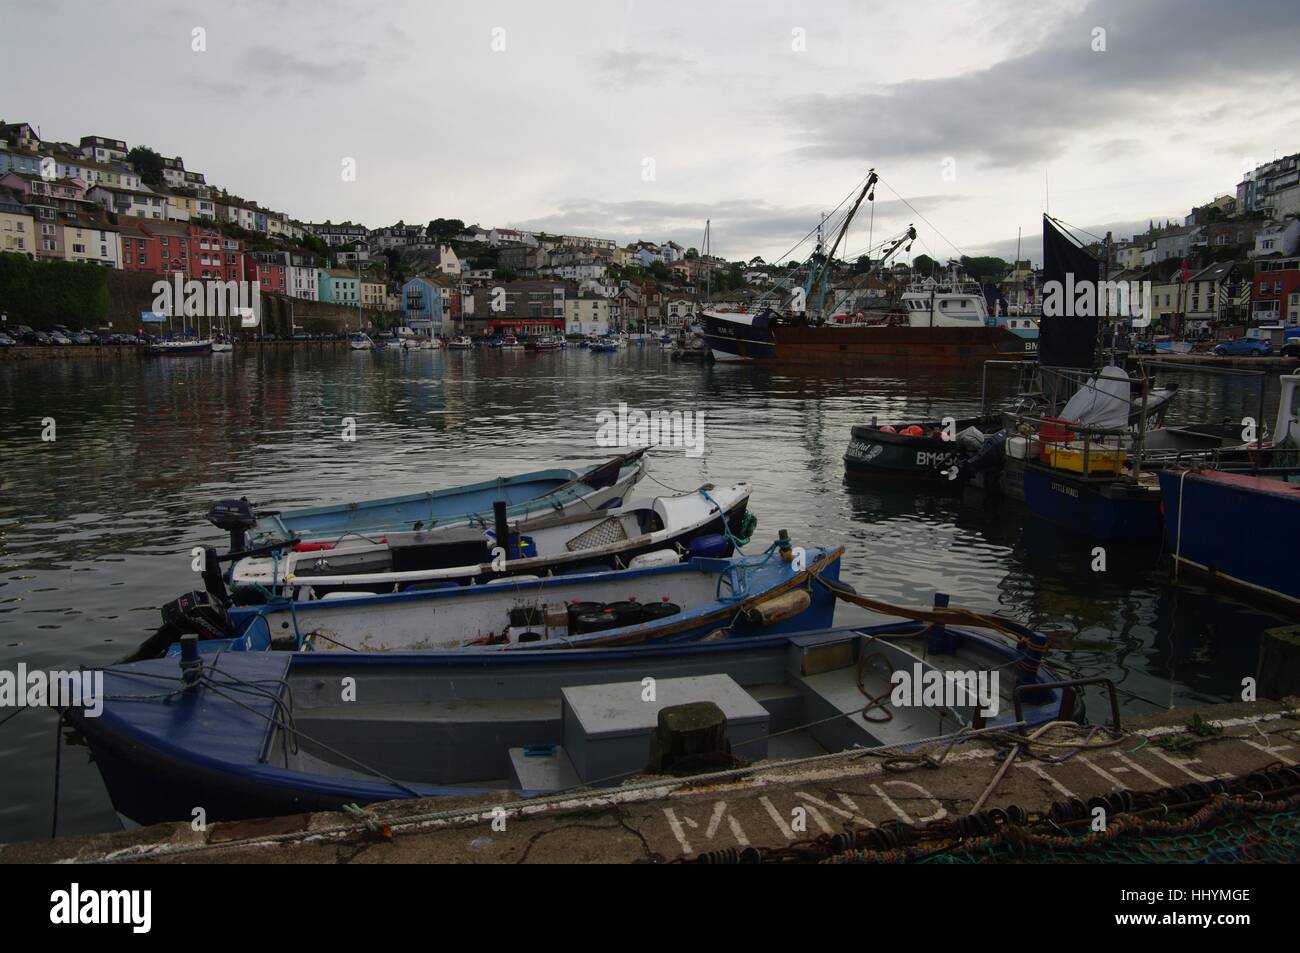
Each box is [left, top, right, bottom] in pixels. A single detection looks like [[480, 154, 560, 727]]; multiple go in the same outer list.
[[1159, 468, 1300, 609]]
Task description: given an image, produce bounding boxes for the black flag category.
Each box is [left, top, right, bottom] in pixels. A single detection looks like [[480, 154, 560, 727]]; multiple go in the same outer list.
[[1039, 215, 1099, 370]]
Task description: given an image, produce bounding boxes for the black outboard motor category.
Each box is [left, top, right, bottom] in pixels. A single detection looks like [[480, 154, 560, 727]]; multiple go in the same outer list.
[[119, 590, 231, 663], [161, 590, 230, 640], [207, 497, 258, 551]]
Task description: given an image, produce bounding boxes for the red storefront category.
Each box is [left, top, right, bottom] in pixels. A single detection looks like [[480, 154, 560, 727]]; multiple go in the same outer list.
[[487, 318, 564, 336]]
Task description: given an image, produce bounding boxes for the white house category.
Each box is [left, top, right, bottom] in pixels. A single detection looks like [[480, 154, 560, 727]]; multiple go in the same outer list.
[[565, 294, 613, 336], [1252, 218, 1300, 259], [286, 264, 319, 301]]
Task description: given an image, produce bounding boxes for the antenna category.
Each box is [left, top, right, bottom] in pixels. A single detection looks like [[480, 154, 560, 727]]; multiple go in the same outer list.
[[1044, 169, 1050, 215]]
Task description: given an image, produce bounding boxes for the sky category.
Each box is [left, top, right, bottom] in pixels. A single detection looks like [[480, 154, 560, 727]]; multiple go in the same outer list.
[[4, 0, 1299, 266]]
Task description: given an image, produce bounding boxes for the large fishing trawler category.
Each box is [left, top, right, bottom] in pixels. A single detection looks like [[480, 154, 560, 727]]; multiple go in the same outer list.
[[698, 171, 1037, 365]]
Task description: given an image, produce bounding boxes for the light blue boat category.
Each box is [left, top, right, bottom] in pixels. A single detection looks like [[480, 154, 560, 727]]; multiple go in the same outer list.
[[207, 451, 647, 550]]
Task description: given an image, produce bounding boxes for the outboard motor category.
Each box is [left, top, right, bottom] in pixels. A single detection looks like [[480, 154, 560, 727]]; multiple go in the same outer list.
[[207, 497, 258, 551], [120, 589, 231, 663], [161, 590, 231, 640]]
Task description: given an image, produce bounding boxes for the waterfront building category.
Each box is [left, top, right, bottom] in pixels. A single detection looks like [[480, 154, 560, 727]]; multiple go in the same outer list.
[[59, 213, 121, 267], [1253, 256, 1300, 326], [0, 187, 36, 258]]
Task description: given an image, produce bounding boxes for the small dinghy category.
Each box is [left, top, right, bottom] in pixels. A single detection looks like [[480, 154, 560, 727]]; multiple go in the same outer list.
[[133, 536, 842, 657], [206, 451, 647, 551], [222, 482, 755, 600], [74, 611, 1075, 826]]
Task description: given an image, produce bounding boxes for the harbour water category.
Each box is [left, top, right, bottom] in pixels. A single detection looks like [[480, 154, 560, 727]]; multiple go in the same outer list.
[[0, 346, 1288, 843]]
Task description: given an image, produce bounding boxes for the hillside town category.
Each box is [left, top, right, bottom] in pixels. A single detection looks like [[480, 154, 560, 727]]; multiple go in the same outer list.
[[2, 117, 1299, 342]]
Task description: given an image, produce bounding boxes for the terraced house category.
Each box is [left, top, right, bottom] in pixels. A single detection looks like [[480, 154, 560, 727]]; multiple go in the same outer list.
[[318, 267, 360, 305], [0, 186, 35, 258]]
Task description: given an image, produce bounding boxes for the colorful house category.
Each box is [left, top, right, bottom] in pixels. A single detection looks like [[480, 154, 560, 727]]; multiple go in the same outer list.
[[401, 276, 450, 337]]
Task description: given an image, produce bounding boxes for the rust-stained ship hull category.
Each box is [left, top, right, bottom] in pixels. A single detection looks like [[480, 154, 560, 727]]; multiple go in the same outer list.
[[769, 324, 1037, 366]]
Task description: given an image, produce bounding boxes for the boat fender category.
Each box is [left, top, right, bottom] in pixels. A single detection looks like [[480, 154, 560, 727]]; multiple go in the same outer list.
[[879, 425, 897, 434], [743, 589, 812, 626], [687, 533, 729, 558], [900, 425, 925, 437], [628, 549, 680, 569]]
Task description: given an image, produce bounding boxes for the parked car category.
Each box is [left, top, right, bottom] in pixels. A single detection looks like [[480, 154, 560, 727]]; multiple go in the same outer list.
[[23, 328, 52, 345], [0, 332, 15, 347], [70, 331, 95, 345], [1213, 337, 1270, 357], [49, 331, 73, 345]]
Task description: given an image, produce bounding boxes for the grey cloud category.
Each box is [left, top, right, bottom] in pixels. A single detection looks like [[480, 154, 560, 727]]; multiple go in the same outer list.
[[782, 0, 1300, 170]]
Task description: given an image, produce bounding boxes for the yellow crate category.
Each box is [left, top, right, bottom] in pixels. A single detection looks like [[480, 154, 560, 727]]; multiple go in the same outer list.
[[1041, 444, 1126, 475]]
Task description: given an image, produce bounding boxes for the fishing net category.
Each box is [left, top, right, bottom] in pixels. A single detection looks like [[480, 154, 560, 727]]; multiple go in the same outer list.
[[829, 797, 1300, 864], [684, 767, 1300, 864]]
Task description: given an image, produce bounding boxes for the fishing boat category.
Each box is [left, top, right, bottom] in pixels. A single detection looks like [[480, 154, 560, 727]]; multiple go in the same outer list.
[[500, 335, 524, 350], [699, 172, 1036, 366], [447, 335, 473, 350], [527, 335, 562, 351], [658, 334, 674, 349], [146, 537, 843, 655], [71, 606, 1074, 825], [221, 482, 754, 601], [210, 335, 234, 354], [1159, 374, 1300, 609], [844, 371, 1179, 484], [349, 332, 373, 351], [205, 451, 648, 551], [589, 337, 620, 353]]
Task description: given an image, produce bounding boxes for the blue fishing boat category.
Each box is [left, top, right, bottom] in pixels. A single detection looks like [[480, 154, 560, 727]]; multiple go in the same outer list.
[[206, 451, 647, 550], [148, 538, 843, 656], [1158, 468, 1300, 609], [1158, 373, 1300, 609], [70, 612, 1075, 826]]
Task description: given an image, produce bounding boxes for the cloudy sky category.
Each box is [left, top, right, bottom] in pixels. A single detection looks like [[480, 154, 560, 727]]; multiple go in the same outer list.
[[5, 0, 1299, 265]]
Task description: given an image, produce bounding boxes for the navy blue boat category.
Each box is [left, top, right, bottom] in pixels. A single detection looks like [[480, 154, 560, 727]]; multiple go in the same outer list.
[[1159, 467, 1300, 610], [70, 620, 1077, 826]]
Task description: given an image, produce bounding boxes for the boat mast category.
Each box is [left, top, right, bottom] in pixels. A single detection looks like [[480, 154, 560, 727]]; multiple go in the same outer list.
[[810, 170, 876, 322]]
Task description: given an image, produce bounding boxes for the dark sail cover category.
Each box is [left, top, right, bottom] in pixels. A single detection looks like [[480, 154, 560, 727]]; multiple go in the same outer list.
[[1039, 215, 1099, 369]]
